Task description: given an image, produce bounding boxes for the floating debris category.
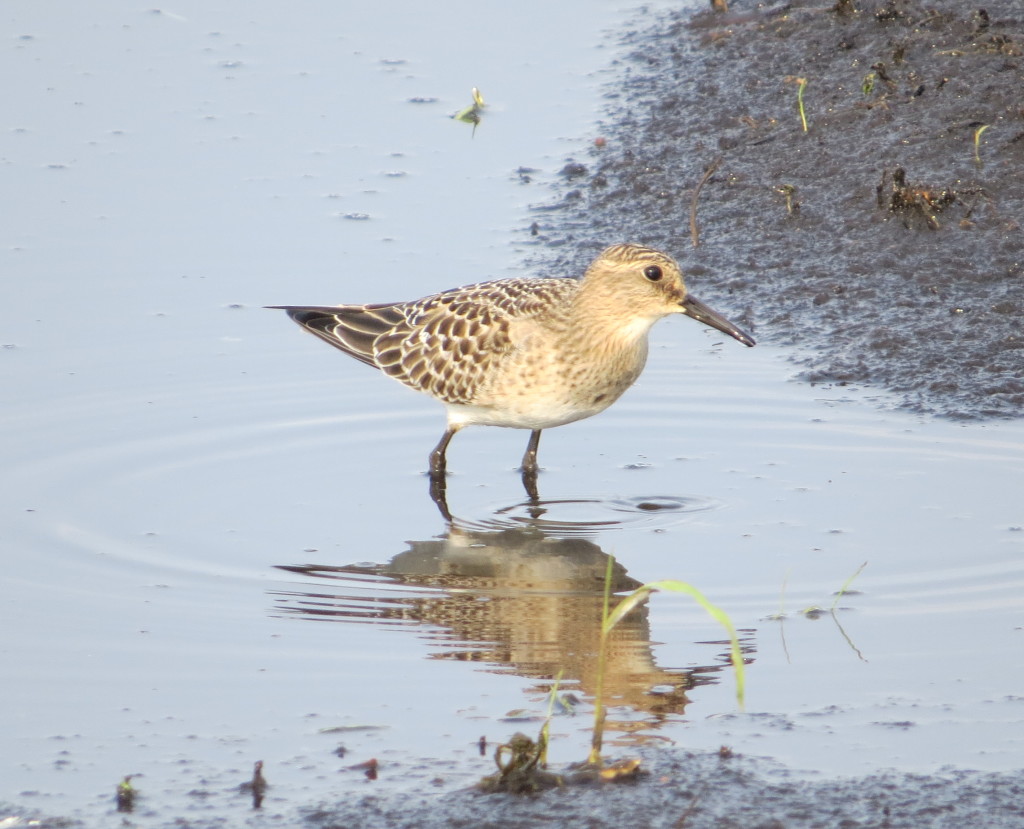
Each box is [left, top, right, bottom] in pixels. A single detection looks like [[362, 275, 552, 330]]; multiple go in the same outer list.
[[598, 757, 644, 782], [238, 760, 268, 809], [547, 690, 580, 716], [501, 709, 543, 723], [877, 166, 960, 230], [348, 758, 379, 780], [477, 733, 562, 794], [318, 724, 388, 734]]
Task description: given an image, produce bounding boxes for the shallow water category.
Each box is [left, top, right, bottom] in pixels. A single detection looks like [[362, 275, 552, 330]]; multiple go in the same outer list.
[[3, 1, 1024, 826]]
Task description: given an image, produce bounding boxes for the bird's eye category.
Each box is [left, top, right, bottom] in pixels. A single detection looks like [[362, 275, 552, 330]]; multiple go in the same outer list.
[[643, 265, 663, 282]]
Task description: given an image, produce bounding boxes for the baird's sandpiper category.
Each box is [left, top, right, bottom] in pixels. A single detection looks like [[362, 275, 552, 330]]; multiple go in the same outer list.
[[270, 243, 754, 489]]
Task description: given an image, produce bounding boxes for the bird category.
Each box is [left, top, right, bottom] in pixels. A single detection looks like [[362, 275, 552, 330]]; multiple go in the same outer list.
[[269, 243, 754, 494]]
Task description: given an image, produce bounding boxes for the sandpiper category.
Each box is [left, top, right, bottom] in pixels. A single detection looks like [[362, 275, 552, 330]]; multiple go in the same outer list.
[[270, 243, 754, 489]]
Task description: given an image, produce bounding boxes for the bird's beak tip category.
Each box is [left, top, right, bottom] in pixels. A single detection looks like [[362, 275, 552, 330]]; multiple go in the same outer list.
[[680, 294, 756, 348]]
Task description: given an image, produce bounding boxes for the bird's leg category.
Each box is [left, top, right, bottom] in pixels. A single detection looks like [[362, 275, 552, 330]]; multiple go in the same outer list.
[[520, 429, 542, 476], [429, 425, 459, 479], [428, 426, 461, 521], [520, 429, 542, 501]]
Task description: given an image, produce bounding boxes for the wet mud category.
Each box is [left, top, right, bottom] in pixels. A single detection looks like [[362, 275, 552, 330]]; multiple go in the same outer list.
[[302, 752, 1024, 829], [525, 0, 1024, 418], [10, 750, 1024, 828]]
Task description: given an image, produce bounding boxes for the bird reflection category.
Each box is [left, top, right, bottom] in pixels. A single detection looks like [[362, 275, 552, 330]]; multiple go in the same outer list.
[[272, 504, 747, 725]]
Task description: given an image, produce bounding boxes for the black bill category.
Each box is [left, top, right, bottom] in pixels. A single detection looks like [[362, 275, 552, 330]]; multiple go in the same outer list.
[[680, 294, 756, 347]]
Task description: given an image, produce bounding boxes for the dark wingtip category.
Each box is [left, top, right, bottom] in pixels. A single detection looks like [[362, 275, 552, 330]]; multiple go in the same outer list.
[[266, 305, 341, 326]]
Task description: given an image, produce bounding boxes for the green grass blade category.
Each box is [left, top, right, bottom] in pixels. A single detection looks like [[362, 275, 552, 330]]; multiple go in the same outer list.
[[602, 585, 656, 633], [606, 580, 746, 709], [829, 561, 867, 612], [797, 78, 808, 132]]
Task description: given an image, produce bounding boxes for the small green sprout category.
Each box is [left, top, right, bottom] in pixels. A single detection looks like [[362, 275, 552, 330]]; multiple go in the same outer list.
[[116, 775, 137, 812], [796, 77, 809, 132], [784, 76, 809, 132], [775, 184, 799, 214], [973, 124, 990, 166], [452, 87, 485, 136]]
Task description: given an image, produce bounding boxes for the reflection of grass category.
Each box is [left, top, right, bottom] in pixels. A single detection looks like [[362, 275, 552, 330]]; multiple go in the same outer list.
[[588, 557, 746, 766], [538, 669, 567, 767], [770, 562, 869, 663], [797, 560, 866, 616]]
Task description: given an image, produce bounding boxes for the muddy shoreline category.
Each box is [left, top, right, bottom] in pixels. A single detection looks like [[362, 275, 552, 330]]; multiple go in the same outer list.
[[304, 751, 1024, 829], [526, 0, 1023, 419], [11, 750, 1024, 828]]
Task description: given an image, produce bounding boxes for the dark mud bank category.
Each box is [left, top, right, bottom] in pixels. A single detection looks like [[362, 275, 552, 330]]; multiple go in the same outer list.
[[526, 0, 1023, 418], [305, 751, 1024, 829]]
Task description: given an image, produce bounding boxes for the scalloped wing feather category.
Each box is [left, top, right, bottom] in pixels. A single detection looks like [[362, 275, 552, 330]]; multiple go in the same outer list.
[[272, 277, 579, 404]]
